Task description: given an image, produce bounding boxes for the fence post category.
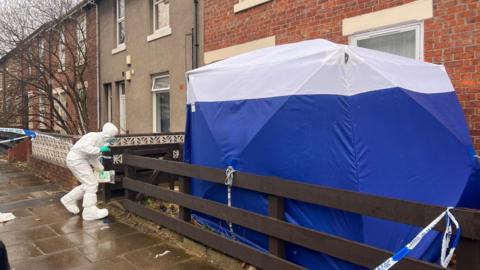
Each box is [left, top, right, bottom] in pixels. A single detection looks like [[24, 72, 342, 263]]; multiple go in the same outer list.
[[269, 195, 285, 258], [456, 238, 480, 269], [123, 151, 137, 201], [179, 176, 191, 222]]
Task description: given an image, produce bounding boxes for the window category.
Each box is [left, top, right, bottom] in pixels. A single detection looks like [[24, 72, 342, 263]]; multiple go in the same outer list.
[[234, 0, 272, 13], [349, 23, 423, 60], [53, 90, 67, 120], [59, 29, 66, 69], [152, 74, 170, 133], [147, 0, 171, 42], [153, 0, 169, 32], [77, 15, 87, 65], [38, 94, 46, 129], [116, 0, 126, 46], [39, 40, 45, 70]]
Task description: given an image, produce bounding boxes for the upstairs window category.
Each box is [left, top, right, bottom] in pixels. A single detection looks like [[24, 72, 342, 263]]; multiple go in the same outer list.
[[38, 93, 46, 129], [350, 23, 423, 61], [59, 29, 66, 69], [39, 40, 45, 70], [116, 0, 126, 46], [77, 15, 87, 65], [153, 0, 169, 32], [53, 90, 67, 120]]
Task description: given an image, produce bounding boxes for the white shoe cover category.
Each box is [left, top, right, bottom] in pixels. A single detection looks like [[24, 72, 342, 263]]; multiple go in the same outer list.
[[61, 194, 80, 215], [82, 206, 108, 221]]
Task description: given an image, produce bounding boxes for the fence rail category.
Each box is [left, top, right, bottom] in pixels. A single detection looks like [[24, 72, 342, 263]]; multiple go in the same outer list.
[[101, 133, 184, 201], [122, 154, 480, 270]]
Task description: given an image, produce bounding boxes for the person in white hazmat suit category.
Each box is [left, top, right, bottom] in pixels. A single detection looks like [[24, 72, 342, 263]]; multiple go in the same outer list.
[[60, 122, 118, 221]]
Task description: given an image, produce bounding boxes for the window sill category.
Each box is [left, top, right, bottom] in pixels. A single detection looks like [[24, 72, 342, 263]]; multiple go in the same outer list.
[[234, 0, 272, 13], [147, 27, 172, 42], [112, 44, 127, 55]]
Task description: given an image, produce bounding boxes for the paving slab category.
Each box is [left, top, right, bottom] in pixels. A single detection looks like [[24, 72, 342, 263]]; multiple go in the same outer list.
[[34, 231, 97, 254], [79, 232, 162, 262], [0, 193, 63, 212], [0, 210, 72, 233], [12, 249, 91, 270], [48, 215, 116, 235], [0, 159, 221, 270], [70, 257, 139, 270], [85, 222, 137, 241], [0, 225, 57, 245], [176, 258, 223, 270], [6, 243, 43, 262], [124, 243, 193, 269]]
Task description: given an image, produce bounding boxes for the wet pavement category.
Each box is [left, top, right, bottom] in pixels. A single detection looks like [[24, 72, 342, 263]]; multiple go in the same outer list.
[[0, 159, 220, 270]]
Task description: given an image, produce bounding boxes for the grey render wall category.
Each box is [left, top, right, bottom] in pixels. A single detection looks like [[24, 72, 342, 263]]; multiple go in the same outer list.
[[98, 0, 198, 133]]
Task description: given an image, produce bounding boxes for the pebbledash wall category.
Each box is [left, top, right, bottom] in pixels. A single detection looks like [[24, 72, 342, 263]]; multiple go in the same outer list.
[[203, 0, 480, 149]]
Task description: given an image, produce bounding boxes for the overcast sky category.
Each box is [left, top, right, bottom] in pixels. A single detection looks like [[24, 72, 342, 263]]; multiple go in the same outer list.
[[0, 0, 80, 56]]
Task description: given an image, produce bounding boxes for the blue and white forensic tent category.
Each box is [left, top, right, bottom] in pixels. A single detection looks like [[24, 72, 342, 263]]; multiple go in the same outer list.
[[184, 39, 480, 269]]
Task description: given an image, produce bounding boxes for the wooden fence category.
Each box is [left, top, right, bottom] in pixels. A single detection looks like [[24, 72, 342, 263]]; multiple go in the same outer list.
[[121, 154, 480, 270]]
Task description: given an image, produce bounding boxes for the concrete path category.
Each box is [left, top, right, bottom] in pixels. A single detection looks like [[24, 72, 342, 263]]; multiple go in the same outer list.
[[0, 159, 219, 270]]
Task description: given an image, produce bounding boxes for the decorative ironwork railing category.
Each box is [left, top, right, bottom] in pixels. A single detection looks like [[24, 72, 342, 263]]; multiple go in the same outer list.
[[30, 132, 185, 168]]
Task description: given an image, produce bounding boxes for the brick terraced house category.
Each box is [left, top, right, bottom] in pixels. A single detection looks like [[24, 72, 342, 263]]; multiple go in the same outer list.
[[0, 0, 99, 134], [203, 0, 480, 148]]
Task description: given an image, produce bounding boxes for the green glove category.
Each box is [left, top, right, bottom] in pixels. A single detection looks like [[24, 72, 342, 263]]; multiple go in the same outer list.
[[99, 171, 109, 180], [99, 145, 110, 153]]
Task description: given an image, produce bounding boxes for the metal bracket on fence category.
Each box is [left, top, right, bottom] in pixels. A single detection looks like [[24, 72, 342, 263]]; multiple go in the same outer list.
[[225, 166, 237, 239]]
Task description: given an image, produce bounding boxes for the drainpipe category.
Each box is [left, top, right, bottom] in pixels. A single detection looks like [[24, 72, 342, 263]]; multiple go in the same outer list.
[[94, 1, 101, 131], [193, 0, 199, 69]]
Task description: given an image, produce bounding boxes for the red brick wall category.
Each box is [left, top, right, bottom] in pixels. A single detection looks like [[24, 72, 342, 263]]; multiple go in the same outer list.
[[7, 139, 31, 162], [204, 0, 480, 148], [27, 157, 78, 189]]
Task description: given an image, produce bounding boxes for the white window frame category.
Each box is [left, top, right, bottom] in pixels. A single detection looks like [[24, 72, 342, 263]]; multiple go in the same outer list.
[[151, 74, 170, 133], [39, 40, 45, 70], [147, 0, 171, 42], [153, 0, 169, 32], [117, 81, 126, 134], [53, 88, 67, 120], [59, 28, 66, 70], [234, 0, 272, 13], [349, 22, 424, 61], [76, 15, 87, 65], [116, 0, 126, 47]]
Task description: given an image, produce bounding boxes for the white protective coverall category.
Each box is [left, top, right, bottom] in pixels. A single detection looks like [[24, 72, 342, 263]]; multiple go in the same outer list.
[[60, 123, 118, 221]]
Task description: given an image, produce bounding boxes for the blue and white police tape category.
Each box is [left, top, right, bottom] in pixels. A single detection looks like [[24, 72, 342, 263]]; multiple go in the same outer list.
[[375, 207, 460, 270], [0, 128, 37, 139]]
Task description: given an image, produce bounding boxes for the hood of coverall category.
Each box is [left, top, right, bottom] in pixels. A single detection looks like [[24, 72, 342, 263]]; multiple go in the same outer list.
[[102, 123, 119, 139]]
